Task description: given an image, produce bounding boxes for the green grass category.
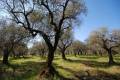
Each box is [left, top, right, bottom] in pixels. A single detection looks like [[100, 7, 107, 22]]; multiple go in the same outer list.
[[55, 55, 120, 79], [0, 55, 120, 80]]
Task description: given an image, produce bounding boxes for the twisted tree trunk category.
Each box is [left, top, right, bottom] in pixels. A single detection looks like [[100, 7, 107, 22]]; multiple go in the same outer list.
[[107, 48, 115, 65], [2, 48, 9, 64], [61, 49, 66, 60]]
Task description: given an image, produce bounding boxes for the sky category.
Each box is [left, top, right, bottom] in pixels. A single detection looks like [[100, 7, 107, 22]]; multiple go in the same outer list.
[[0, 0, 120, 47], [74, 0, 120, 42]]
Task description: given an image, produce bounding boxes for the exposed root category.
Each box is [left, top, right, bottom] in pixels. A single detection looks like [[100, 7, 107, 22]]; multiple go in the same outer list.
[[108, 61, 116, 65], [39, 65, 55, 80]]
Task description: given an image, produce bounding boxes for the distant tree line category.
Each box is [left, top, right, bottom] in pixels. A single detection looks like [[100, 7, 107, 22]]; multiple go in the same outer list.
[[29, 27, 120, 65]]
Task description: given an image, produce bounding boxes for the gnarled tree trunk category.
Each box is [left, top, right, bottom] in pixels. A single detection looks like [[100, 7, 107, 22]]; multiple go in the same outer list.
[[61, 49, 66, 60], [108, 48, 115, 65], [47, 48, 55, 68], [40, 48, 55, 79], [2, 48, 9, 64]]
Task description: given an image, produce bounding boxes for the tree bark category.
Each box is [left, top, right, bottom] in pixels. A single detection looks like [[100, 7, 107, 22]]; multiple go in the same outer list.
[[74, 51, 77, 57], [47, 49, 55, 68], [2, 48, 9, 64], [12, 50, 16, 58], [47, 41, 59, 68], [99, 50, 102, 56], [77, 50, 80, 55], [80, 49, 83, 55], [61, 50, 66, 60], [107, 48, 115, 65], [42, 47, 55, 77]]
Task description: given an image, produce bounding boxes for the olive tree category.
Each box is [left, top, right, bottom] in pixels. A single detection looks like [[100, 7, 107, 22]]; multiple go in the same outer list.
[[13, 42, 28, 58], [1, 0, 86, 75], [0, 22, 30, 64], [88, 27, 120, 65], [72, 40, 87, 56], [86, 35, 105, 56], [30, 41, 47, 56], [58, 28, 73, 60]]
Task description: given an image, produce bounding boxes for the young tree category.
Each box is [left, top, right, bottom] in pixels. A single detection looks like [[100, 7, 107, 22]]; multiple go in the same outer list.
[[58, 28, 73, 60], [1, 0, 86, 75]]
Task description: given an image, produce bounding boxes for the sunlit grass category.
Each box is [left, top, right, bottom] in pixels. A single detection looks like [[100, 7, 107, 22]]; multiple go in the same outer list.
[[0, 55, 120, 80], [54, 55, 120, 79]]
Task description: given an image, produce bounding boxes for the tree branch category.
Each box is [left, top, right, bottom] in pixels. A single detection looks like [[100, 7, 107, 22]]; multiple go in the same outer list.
[[41, 0, 57, 31]]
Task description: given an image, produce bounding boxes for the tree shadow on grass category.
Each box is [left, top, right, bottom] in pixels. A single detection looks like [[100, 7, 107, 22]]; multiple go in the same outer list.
[[55, 65, 76, 74], [16, 61, 46, 79], [9, 56, 35, 61], [75, 70, 120, 80], [54, 57, 61, 60], [53, 64, 75, 80], [0, 60, 47, 80], [1, 57, 120, 80], [78, 56, 100, 60], [115, 57, 120, 61], [53, 68, 73, 80], [0, 60, 72, 80], [55, 64, 120, 80], [66, 59, 120, 68]]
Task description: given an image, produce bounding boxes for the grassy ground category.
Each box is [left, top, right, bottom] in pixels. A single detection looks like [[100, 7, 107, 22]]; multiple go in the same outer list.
[[0, 55, 120, 80]]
